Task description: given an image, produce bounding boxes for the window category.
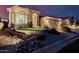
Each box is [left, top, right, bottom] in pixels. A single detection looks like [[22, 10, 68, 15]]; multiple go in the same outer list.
[[16, 14, 27, 24]]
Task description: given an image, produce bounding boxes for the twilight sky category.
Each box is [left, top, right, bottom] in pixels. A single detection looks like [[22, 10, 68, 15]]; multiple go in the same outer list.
[[0, 5, 79, 19]]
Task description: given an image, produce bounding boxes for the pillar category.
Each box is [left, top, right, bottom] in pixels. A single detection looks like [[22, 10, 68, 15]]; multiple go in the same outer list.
[[32, 13, 39, 28], [8, 9, 12, 28]]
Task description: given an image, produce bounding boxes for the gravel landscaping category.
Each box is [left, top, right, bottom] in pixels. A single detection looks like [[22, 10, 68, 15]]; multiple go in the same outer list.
[[0, 35, 23, 46]]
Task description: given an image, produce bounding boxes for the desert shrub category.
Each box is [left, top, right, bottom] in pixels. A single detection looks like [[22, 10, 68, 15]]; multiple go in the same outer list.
[[36, 34, 46, 41], [61, 26, 72, 32], [44, 26, 49, 30], [47, 28, 60, 35]]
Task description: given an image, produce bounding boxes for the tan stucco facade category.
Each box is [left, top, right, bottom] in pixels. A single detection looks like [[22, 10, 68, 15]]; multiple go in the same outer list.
[[40, 16, 76, 29], [7, 6, 40, 28], [40, 16, 60, 29]]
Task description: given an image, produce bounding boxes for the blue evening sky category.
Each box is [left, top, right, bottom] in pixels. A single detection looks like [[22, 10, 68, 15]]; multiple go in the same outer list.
[[1, 5, 79, 19]]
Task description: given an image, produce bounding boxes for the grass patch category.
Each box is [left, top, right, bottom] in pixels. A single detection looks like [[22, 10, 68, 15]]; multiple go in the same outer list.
[[17, 28, 47, 31]]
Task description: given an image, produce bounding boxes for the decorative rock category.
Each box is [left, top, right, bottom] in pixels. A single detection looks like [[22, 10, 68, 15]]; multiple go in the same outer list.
[[0, 35, 23, 46]]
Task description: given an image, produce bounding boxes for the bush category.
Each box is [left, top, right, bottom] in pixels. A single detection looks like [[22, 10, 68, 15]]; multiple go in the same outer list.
[[36, 34, 46, 41], [61, 26, 72, 32], [47, 28, 60, 35], [44, 26, 49, 30]]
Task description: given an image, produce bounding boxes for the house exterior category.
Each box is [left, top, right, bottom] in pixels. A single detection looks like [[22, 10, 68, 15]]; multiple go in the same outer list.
[[40, 16, 60, 29], [7, 5, 77, 29], [7, 6, 40, 29], [40, 16, 76, 29]]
